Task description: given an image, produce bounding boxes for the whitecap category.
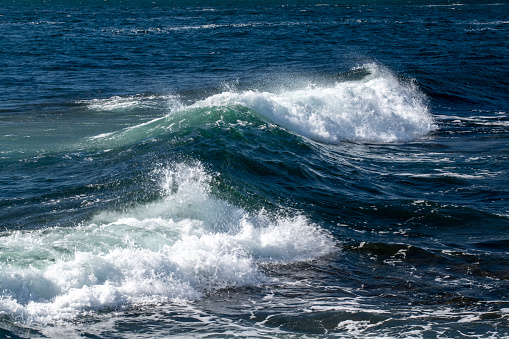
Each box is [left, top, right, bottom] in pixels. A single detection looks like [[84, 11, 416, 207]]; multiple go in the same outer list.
[[191, 64, 436, 143], [0, 162, 335, 324]]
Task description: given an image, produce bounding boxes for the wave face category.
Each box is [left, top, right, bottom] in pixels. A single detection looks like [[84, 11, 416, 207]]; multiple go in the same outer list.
[[0, 163, 334, 324]]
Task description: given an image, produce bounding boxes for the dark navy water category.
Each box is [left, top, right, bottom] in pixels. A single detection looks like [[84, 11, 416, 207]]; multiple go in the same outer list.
[[1, 1, 508, 338]]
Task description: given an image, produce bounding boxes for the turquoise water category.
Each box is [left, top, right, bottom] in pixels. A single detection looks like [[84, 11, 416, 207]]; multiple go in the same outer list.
[[1, 1, 508, 338]]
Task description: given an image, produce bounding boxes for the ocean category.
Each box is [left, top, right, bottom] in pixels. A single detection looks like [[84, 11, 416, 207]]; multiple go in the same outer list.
[[0, 1, 508, 338]]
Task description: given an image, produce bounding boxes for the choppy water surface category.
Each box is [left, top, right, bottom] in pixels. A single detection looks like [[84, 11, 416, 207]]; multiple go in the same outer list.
[[1, 1, 508, 338]]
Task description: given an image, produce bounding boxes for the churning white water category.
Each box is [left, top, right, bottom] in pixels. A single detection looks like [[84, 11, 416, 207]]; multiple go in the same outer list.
[[0, 163, 334, 324]]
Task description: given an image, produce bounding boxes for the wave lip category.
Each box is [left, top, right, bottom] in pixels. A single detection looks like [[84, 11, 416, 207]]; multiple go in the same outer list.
[[193, 64, 436, 143], [0, 163, 335, 324]]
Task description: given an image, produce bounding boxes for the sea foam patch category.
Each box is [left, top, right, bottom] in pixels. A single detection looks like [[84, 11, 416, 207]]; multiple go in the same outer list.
[[0, 163, 334, 324]]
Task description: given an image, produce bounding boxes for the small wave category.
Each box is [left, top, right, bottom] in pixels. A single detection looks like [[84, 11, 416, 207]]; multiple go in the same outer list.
[[0, 163, 334, 324], [436, 112, 509, 128], [78, 94, 182, 112]]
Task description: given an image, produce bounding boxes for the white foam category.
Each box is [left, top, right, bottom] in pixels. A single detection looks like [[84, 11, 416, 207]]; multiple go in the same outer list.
[[0, 163, 335, 324], [79, 94, 182, 112], [192, 64, 436, 143]]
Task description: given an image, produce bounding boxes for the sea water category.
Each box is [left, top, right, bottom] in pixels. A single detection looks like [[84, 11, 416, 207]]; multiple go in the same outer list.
[[0, 1, 508, 338]]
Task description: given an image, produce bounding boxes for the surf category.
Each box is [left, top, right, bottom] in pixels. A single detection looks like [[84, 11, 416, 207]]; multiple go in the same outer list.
[[0, 162, 335, 324]]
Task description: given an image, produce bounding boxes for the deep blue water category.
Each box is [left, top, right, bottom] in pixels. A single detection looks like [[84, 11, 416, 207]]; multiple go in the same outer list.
[[1, 1, 508, 338]]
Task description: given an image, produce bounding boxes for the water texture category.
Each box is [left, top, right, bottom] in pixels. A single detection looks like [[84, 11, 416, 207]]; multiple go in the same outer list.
[[0, 1, 508, 338]]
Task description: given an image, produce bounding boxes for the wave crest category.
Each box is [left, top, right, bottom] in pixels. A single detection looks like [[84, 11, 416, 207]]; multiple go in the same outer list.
[[83, 64, 436, 150], [192, 64, 436, 143]]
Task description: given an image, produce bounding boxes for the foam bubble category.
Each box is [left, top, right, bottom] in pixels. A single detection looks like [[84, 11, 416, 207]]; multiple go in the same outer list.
[[193, 64, 436, 143], [0, 163, 335, 324]]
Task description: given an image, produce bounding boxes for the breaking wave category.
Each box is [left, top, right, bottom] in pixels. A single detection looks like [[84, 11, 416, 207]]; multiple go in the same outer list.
[[0, 163, 334, 324]]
